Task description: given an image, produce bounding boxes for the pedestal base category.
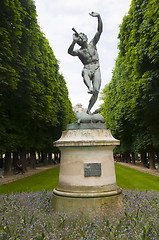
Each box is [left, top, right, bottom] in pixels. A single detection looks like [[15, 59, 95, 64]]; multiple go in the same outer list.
[[52, 186, 123, 213], [52, 127, 122, 214]]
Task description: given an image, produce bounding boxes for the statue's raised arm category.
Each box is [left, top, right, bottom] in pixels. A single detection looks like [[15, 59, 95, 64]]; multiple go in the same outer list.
[[89, 12, 103, 45]]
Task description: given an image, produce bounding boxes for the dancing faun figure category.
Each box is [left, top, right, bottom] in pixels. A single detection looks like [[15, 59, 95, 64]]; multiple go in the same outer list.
[[68, 12, 103, 114]]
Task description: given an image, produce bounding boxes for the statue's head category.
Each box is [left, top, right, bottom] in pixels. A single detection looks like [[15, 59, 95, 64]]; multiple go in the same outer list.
[[77, 33, 88, 46]]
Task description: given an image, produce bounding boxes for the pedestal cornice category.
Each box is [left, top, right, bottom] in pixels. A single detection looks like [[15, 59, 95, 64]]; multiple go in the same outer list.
[[54, 129, 120, 147]]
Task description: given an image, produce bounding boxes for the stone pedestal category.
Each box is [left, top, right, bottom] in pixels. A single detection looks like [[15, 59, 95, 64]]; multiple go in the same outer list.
[[52, 125, 123, 213]]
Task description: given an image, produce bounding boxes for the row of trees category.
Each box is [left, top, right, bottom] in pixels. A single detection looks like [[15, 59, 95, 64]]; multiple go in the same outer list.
[[0, 0, 75, 174], [101, 0, 159, 169]]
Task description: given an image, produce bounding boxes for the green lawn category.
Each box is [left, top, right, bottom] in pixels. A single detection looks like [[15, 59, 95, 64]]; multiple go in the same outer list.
[[115, 163, 159, 191], [0, 163, 159, 194], [0, 166, 60, 194]]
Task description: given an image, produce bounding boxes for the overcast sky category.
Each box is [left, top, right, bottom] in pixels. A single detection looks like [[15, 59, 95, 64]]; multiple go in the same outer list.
[[34, 0, 131, 111]]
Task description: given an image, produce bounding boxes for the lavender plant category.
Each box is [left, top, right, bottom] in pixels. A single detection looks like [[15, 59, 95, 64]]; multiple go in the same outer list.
[[0, 190, 159, 239]]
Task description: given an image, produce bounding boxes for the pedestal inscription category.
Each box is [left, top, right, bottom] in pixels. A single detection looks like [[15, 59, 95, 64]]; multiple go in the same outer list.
[[84, 163, 101, 177]]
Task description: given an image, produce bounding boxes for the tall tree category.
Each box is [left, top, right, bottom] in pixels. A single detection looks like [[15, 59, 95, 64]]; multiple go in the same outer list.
[[101, 0, 159, 168], [0, 0, 75, 173]]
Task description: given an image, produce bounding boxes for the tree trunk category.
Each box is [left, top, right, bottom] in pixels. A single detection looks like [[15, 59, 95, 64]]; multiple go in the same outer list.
[[120, 154, 123, 162], [156, 152, 159, 163], [149, 149, 155, 169], [141, 152, 147, 166], [128, 154, 131, 163], [13, 152, 19, 170], [41, 152, 47, 165], [48, 152, 52, 164], [54, 153, 58, 163], [30, 150, 36, 169], [132, 153, 136, 165], [123, 153, 130, 163], [122, 153, 127, 163], [37, 152, 41, 164], [4, 152, 12, 175], [20, 148, 27, 171]]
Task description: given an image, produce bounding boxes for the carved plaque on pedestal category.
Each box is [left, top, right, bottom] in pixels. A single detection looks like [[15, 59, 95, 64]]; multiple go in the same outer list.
[[84, 163, 101, 177]]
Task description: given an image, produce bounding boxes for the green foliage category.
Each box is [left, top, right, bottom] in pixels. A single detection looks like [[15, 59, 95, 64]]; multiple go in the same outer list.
[[101, 0, 159, 154], [0, 0, 75, 153]]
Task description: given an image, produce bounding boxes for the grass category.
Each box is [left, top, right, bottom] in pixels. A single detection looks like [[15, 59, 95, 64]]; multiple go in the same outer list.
[[0, 163, 159, 194], [0, 166, 60, 194], [115, 163, 159, 192]]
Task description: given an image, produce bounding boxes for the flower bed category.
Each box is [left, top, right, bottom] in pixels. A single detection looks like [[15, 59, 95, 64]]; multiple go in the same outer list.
[[0, 190, 159, 239]]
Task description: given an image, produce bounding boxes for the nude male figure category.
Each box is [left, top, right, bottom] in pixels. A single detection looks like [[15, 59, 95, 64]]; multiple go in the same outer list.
[[68, 12, 103, 114]]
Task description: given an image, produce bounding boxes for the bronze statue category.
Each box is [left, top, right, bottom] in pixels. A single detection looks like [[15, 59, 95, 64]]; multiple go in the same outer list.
[[68, 12, 103, 114]]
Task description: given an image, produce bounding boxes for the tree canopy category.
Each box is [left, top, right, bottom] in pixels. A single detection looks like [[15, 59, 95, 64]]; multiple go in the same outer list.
[[0, 0, 75, 154], [101, 0, 159, 167]]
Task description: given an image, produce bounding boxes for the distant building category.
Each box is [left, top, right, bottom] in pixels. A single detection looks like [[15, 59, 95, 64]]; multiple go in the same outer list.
[[73, 104, 87, 113]]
